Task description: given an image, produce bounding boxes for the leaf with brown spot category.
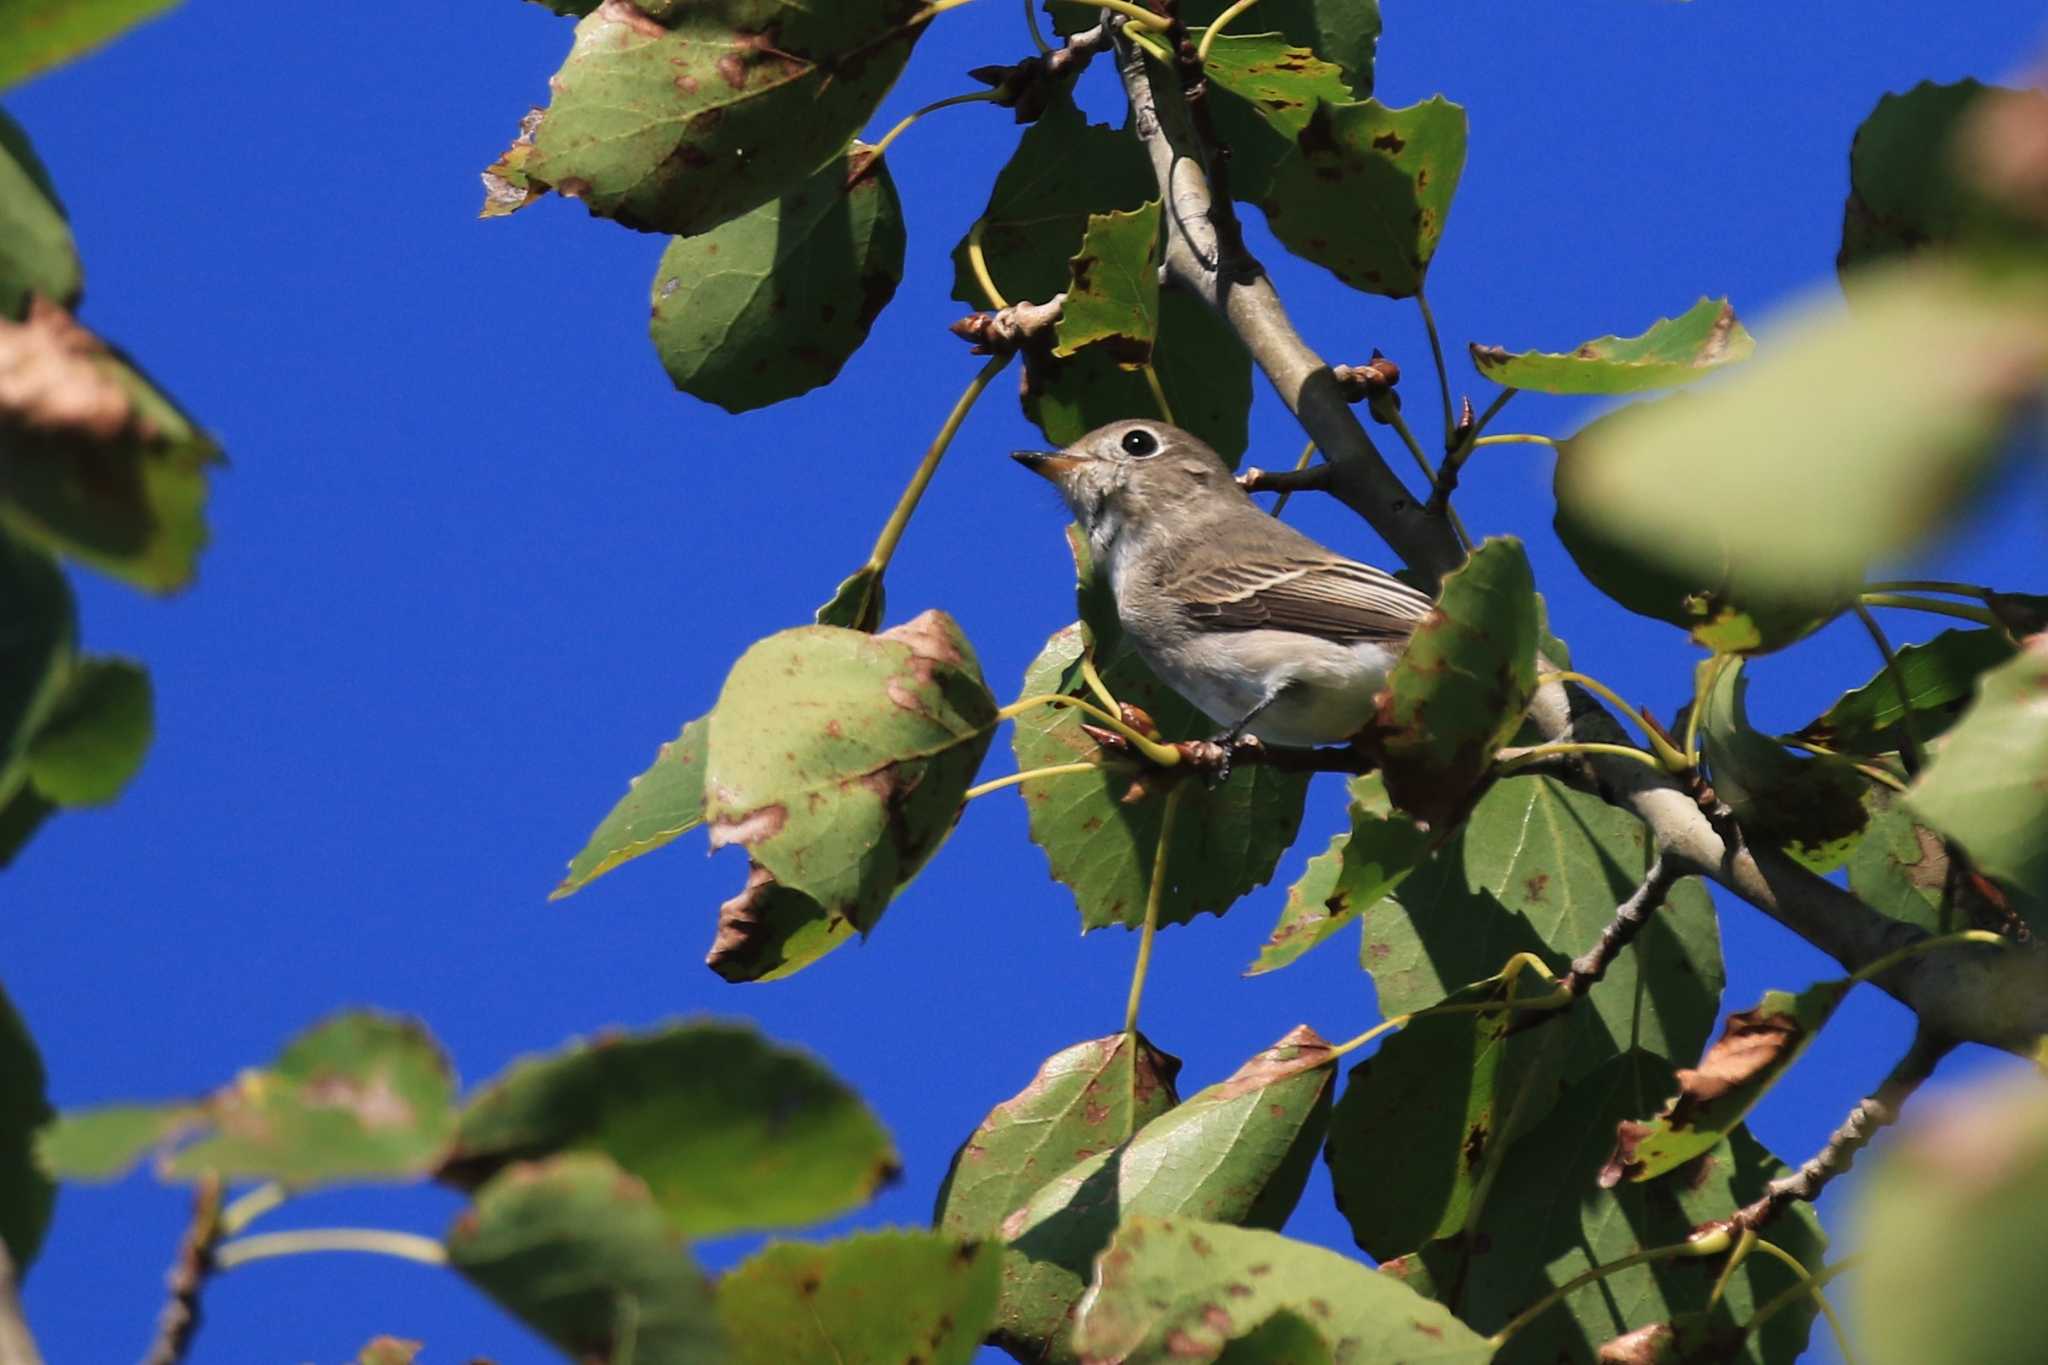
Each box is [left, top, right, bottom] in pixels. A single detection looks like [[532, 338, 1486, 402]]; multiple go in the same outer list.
[[1194, 31, 1351, 199], [705, 860, 858, 982], [1468, 298, 1755, 394], [1052, 201, 1161, 367], [1072, 1217, 1487, 1363], [1601, 980, 1848, 1187], [703, 610, 996, 938], [39, 1012, 457, 1186], [444, 1019, 896, 1240], [717, 1231, 1000, 1365], [353, 1338, 423, 1365]]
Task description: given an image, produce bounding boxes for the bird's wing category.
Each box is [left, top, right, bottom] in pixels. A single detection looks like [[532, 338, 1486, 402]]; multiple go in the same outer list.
[[1171, 554, 1436, 642]]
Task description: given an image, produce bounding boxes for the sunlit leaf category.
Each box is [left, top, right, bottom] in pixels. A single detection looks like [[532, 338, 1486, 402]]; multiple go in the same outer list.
[[447, 1153, 727, 1365], [1053, 202, 1160, 365], [489, 0, 929, 237], [1908, 635, 2048, 910], [0, 0, 181, 91], [1182, 0, 1380, 93], [0, 111, 79, 317], [718, 1232, 1001, 1365], [1074, 1217, 1488, 1364], [1469, 298, 1754, 394], [1195, 32, 1351, 198], [445, 1020, 897, 1239], [1246, 773, 1428, 974], [650, 146, 905, 413], [552, 715, 707, 900], [1801, 627, 2014, 755]]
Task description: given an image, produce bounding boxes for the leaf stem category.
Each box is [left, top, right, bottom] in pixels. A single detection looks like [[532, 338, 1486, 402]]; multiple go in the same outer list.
[[965, 220, 1010, 309], [1850, 600, 1926, 777], [218, 1182, 288, 1237], [1331, 954, 1565, 1059], [1329, 1013, 1411, 1060], [1415, 289, 1455, 440], [1194, 0, 1265, 61], [1051, 0, 1171, 29], [1848, 929, 2007, 989], [1685, 655, 1730, 771], [1023, 0, 1052, 53], [863, 353, 1011, 578], [1863, 579, 1991, 600], [1487, 1235, 1731, 1348], [1123, 22, 1173, 61], [1752, 1238, 1858, 1365], [864, 90, 1000, 165], [1123, 784, 1186, 1035], [994, 694, 1182, 766], [1708, 1227, 1757, 1308], [1268, 439, 1318, 518], [1078, 651, 1120, 714], [1858, 592, 1998, 628], [1742, 1256, 1862, 1344], [1776, 736, 1908, 792], [1495, 741, 1666, 776], [964, 762, 1100, 801], [212, 1229, 449, 1273], [1141, 363, 1176, 422], [1385, 406, 1472, 551], [1472, 433, 1557, 448], [1538, 672, 1688, 771]]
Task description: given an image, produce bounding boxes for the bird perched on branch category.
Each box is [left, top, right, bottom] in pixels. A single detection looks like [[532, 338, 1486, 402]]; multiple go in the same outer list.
[[1014, 419, 1436, 752]]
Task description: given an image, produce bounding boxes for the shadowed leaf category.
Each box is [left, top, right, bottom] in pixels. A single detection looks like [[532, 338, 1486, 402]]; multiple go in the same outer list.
[[1602, 981, 1848, 1186], [816, 564, 885, 632], [992, 1028, 1335, 1363], [704, 610, 996, 934], [718, 1231, 1001, 1365], [445, 1020, 897, 1239], [1371, 536, 1539, 829], [1698, 657, 1869, 872], [1908, 635, 2048, 912], [1195, 32, 1351, 199], [1053, 201, 1160, 365], [447, 1153, 727, 1365], [1247, 774, 1428, 974], [705, 862, 856, 982], [552, 715, 707, 900], [1469, 298, 1754, 395], [650, 146, 904, 413], [0, 985, 52, 1271], [1325, 969, 1572, 1259], [1074, 1217, 1488, 1364], [1801, 627, 2015, 755], [0, 111, 79, 318], [22, 657, 150, 806], [1257, 96, 1466, 299], [0, 0, 181, 91], [0, 527, 73, 864], [40, 1012, 457, 1185], [934, 1032, 1182, 1239], [487, 0, 929, 237]]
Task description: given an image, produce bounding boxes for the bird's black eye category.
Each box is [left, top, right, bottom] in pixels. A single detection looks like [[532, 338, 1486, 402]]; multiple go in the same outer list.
[[1121, 428, 1159, 457]]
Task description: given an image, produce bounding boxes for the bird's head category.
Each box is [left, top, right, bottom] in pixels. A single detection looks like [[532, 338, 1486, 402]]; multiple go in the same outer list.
[[1012, 420, 1238, 539]]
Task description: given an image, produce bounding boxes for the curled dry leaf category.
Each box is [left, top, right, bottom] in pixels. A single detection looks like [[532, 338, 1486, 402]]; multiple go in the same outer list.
[[0, 297, 147, 442]]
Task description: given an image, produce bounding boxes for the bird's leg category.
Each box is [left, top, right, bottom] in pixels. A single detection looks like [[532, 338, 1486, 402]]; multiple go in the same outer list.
[[1204, 686, 1287, 785]]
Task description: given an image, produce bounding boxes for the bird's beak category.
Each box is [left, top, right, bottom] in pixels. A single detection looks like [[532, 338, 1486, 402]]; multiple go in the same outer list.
[[1012, 449, 1083, 480]]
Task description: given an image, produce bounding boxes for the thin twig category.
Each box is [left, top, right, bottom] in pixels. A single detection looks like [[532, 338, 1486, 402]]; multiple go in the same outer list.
[[1427, 388, 1515, 516], [140, 1174, 223, 1365], [1728, 1028, 1954, 1235], [1414, 289, 1456, 440], [0, 1242, 44, 1365], [1566, 855, 1684, 997], [1237, 462, 1332, 497]]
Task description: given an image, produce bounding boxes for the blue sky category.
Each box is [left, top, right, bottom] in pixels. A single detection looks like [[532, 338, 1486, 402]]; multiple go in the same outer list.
[[4, 1, 2046, 1361]]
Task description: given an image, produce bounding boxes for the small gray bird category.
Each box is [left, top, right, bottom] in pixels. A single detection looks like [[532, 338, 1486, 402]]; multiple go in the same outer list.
[[1014, 419, 1436, 750]]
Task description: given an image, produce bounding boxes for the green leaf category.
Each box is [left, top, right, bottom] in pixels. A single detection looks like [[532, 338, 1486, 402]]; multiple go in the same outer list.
[[1848, 794, 1956, 934], [993, 1027, 1335, 1363], [934, 1032, 1182, 1240], [40, 1012, 457, 1185], [0, 984, 53, 1271], [0, 527, 73, 782], [23, 657, 150, 806], [0, 300, 219, 592], [1802, 626, 2015, 755], [1557, 264, 2047, 609], [0, 0, 182, 91], [1052, 201, 1160, 365], [815, 563, 884, 632], [717, 1231, 1001, 1365], [1908, 635, 2048, 911], [1382, 1051, 1825, 1365], [703, 610, 997, 933], [1181, 0, 1380, 94], [1256, 96, 1466, 300], [1246, 773, 1429, 974], [704, 863, 856, 982], [650, 146, 905, 413], [445, 1020, 897, 1239], [496, 0, 927, 237], [1196, 33, 1353, 198], [1370, 535, 1539, 829], [1554, 401, 1855, 654], [1010, 621, 1308, 931], [954, 96, 1251, 462], [1362, 775, 1725, 1082], [447, 1153, 728, 1365], [0, 110, 80, 318], [0, 785, 51, 869], [1074, 1217, 1489, 1365], [1469, 298, 1755, 394], [1324, 969, 1573, 1259], [1840, 80, 2048, 283], [1697, 657, 1870, 872], [1855, 1076, 2048, 1365], [551, 715, 707, 900], [1603, 980, 1849, 1185]]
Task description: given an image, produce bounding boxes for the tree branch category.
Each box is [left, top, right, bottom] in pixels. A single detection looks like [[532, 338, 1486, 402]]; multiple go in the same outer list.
[[1236, 463, 1332, 496], [1728, 1029, 1954, 1235], [1114, 36, 1465, 583], [140, 1175, 223, 1365], [1116, 24, 2048, 1055], [0, 1243, 44, 1365], [1566, 854, 1684, 998]]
